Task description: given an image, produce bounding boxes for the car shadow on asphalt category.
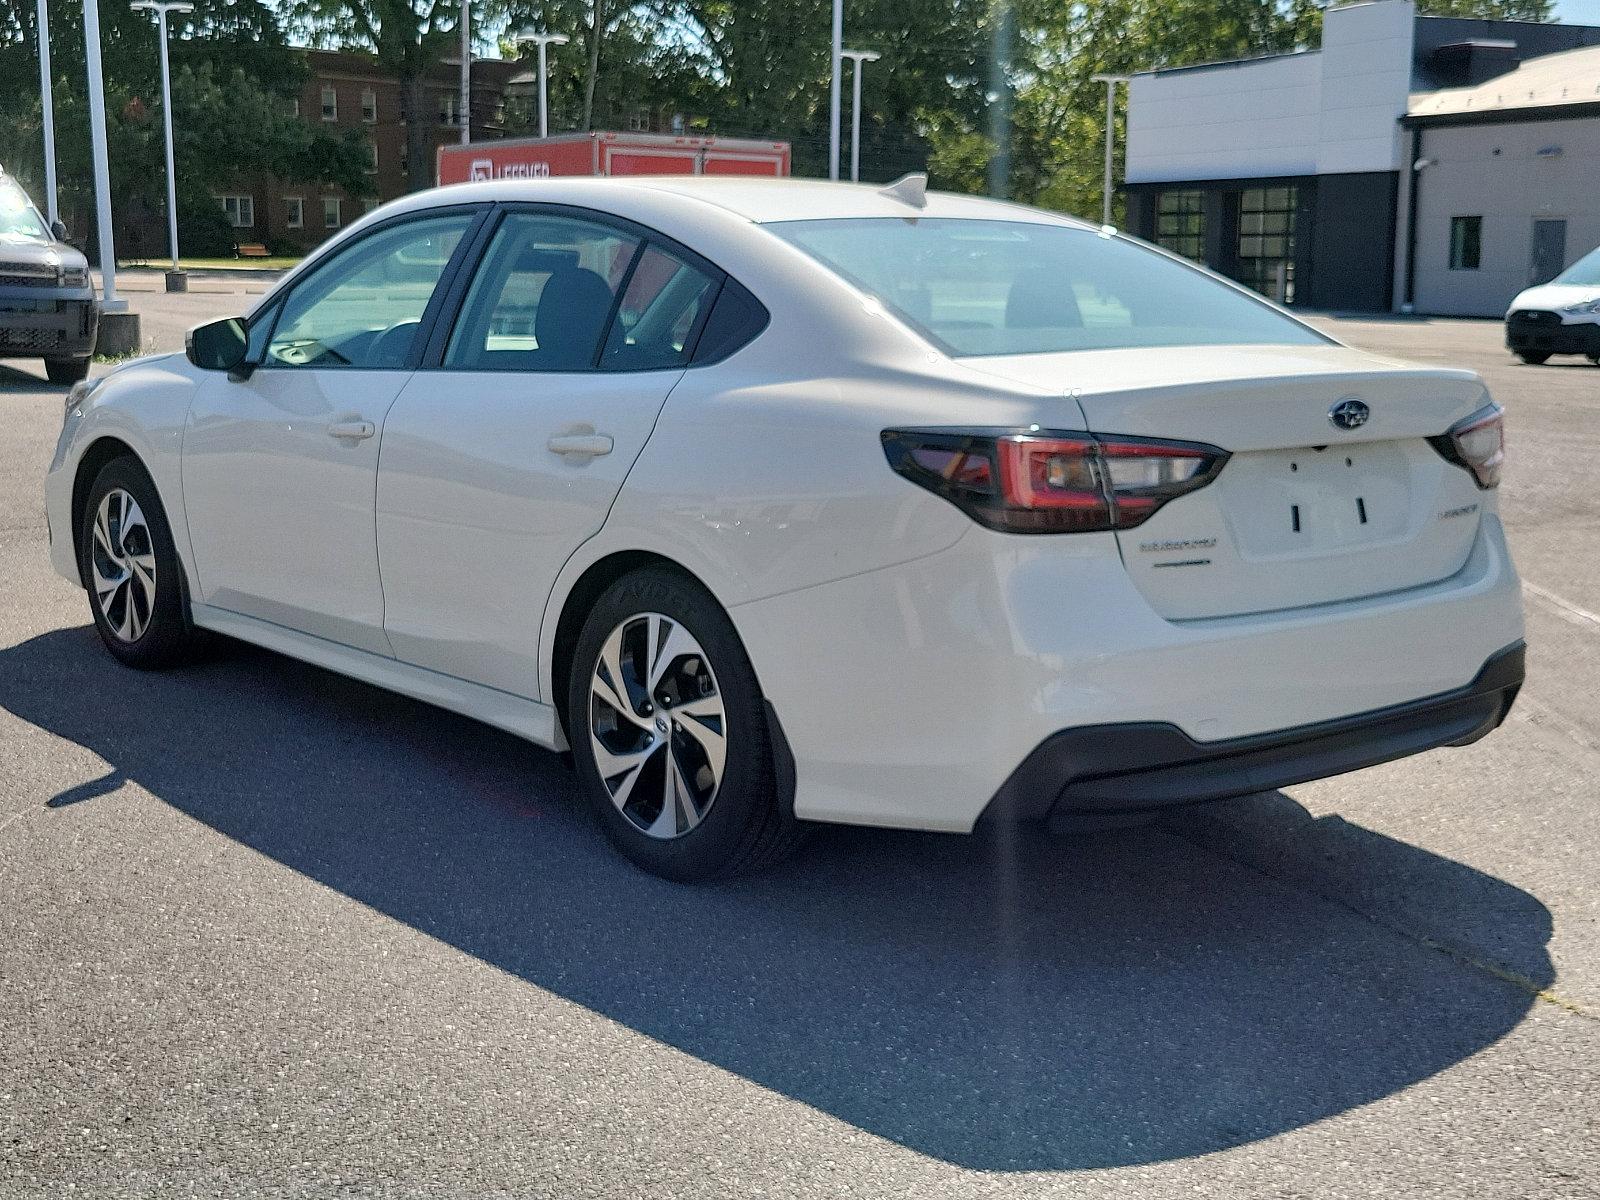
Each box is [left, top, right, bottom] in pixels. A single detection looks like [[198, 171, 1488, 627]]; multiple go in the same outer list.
[[0, 364, 52, 393], [0, 625, 1554, 1173]]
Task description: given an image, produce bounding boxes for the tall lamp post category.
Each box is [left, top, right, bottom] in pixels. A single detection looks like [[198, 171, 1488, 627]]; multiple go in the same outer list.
[[36, 0, 59, 224], [1090, 73, 1131, 228], [518, 32, 569, 139], [840, 49, 879, 183], [459, 0, 471, 144], [827, 0, 843, 179], [132, 0, 193, 293]]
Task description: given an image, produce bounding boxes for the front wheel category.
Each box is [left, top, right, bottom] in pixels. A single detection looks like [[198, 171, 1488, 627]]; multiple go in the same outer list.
[[1515, 350, 1551, 365], [78, 457, 204, 669], [45, 356, 91, 385], [567, 568, 805, 881]]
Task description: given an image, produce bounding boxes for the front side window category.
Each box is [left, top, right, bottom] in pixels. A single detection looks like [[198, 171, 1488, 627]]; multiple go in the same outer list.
[[771, 217, 1327, 357], [1450, 216, 1482, 270], [445, 212, 639, 372], [265, 212, 473, 370]]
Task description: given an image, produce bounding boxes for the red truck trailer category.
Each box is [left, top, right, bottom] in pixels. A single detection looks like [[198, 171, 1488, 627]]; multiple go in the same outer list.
[[437, 131, 791, 186]]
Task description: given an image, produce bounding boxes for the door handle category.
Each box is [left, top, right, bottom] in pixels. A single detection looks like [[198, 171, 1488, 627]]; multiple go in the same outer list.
[[328, 419, 375, 441], [547, 433, 614, 459]]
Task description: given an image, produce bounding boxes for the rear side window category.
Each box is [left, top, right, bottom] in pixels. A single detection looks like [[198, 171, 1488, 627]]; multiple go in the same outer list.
[[600, 244, 719, 372], [691, 279, 769, 364], [445, 212, 639, 372], [769, 217, 1327, 357]]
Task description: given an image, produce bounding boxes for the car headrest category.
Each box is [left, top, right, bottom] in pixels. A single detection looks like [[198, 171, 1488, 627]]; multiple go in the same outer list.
[[533, 266, 615, 370]]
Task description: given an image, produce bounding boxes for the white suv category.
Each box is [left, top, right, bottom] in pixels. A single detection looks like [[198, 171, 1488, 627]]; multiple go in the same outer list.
[[45, 177, 1525, 879]]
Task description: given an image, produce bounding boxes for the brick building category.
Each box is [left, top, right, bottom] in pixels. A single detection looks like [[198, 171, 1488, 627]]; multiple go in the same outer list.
[[215, 48, 521, 254]]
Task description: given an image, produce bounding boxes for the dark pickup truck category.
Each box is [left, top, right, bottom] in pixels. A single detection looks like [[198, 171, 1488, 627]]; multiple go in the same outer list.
[[0, 169, 98, 384]]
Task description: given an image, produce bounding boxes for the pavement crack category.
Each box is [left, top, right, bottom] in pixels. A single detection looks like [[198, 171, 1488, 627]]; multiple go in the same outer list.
[[1161, 820, 1597, 1025]]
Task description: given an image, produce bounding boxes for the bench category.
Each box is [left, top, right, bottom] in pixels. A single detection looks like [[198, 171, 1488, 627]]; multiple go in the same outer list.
[[233, 243, 271, 259]]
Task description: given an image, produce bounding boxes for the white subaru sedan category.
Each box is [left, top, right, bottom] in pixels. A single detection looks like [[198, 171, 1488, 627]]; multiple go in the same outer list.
[[45, 176, 1524, 880]]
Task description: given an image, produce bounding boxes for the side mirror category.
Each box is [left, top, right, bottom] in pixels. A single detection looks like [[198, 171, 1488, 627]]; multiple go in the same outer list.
[[185, 317, 250, 376], [51, 218, 69, 242]]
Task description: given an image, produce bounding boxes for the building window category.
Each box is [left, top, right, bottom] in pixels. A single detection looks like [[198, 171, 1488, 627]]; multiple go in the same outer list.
[[1236, 186, 1298, 302], [290, 96, 299, 118], [324, 197, 342, 229], [1155, 190, 1204, 261], [625, 106, 650, 132], [362, 198, 379, 214], [362, 88, 377, 123], [218, 194, 254, 228], [284, 196, 303, 229], [366, 138, 379, 174], [1450, 216, 1482, 270], [321, 86, 337, 122], [440, 93, 460, 126]]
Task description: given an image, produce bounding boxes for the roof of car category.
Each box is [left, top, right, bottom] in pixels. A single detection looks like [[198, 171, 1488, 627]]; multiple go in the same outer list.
[[416, 175, 1094, 228]]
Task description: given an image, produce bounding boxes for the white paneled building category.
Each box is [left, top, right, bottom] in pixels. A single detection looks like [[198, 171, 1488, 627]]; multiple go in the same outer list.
[[1121, 0, 1600, 316]]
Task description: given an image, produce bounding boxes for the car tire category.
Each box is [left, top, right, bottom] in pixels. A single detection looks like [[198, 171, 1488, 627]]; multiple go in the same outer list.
[[1515, 351, 1551, 365], [45, 356, 91, 385], [567, 567, 806, 881], [78, 456, 203, 669]]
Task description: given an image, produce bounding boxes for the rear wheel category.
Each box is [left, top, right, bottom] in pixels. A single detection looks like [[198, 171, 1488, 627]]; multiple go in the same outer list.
[[567, 568, 804, 881], [45, 356, 90, 385], [78, 457, 203, 669], [1515, 350, 1551, 365]]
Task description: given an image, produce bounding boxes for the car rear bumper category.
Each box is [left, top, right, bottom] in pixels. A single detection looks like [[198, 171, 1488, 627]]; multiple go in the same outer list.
[[0, 292, 97, 359], [733, 513, 1524, 833], [1506, 312, 1600, 357], [981, 641, 1523, 825]]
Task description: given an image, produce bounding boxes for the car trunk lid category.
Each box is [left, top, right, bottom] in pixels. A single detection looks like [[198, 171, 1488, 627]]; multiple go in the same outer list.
[[966, 343, 1491, 620]]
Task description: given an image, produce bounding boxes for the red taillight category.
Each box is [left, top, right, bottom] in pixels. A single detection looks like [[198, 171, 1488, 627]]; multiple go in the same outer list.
[[883, 428, 1228, 534], [1430, 402, 1504, 489]]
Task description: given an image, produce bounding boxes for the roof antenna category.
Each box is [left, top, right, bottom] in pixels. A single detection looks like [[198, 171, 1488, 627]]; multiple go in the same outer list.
[[878, 173, 928, 209]]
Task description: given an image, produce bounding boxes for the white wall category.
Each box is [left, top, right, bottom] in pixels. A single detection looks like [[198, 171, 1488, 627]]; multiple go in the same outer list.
[[1411, 117, 1600, 317], [1126, 0, 1414, 185]]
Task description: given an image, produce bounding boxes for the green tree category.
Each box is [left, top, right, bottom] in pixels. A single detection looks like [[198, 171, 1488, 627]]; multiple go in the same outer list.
[[0, 0, 368, 255], [286, 0, 463, 193]]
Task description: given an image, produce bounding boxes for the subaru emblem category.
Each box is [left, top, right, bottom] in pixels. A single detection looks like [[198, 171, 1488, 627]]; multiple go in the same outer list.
[[1329, 398, 1370, 430]]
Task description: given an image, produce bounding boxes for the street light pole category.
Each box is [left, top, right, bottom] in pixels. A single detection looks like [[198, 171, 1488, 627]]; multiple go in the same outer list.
[[1090, 73, 1132, 228], [132, 0, 193, 290], [81, 0, 124, 313], [518, 32, 569, 139], [840, 49, 879, 183], [828, 0, 843, 180], [459, 0, 470, 144], [35, 0, 58, 224]]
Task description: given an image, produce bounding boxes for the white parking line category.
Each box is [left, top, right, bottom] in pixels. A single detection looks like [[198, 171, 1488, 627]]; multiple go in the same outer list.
[[1523, 579, 1600, 632]]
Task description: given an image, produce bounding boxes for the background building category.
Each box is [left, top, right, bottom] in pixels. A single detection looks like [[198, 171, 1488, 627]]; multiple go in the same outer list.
[[1121, 0, 1600, 316], [214, 48, 520, 253]]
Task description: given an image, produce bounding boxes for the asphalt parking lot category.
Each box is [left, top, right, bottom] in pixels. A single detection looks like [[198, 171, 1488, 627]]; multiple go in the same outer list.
[[2, 287, 1598, 1198]]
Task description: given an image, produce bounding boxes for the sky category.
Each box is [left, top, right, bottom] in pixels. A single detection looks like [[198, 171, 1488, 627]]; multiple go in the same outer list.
[[1553, 0, 1599, 23]]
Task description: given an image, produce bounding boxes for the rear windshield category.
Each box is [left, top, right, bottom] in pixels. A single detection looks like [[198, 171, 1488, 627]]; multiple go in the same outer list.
[[769, 217, 1327, 357], [1555, 246, 1600, 287]]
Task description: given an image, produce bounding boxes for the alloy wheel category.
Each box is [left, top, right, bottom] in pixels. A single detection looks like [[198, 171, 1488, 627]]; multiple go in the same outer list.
[[90, 488, 157, 642], [588, 612, 727, 840]]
